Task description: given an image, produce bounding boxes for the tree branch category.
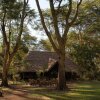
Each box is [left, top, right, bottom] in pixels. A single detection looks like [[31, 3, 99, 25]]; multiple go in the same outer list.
[[11, 0, 28, 57], [1, 10, 8, 44], [49, 0, 62, 45], [35, 0, 59, 52], [65, 0, 72, 24], [62, 0, 72, 41], [57, 0, 63, 12], [69, 0, 82, 26], [63, 0, 82, 41]]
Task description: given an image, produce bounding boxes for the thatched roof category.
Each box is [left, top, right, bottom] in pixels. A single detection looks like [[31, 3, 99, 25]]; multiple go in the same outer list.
[[25, 51, 77, 72], [20, 68, 36, 73]]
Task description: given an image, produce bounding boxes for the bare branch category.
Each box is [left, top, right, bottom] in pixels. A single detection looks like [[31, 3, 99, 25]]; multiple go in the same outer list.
[[62, 0, 72, 41], [11, 0, 28, 56], [57, 0, 63, 12], [62, 0, 82, 41], [1, 10, 8, 44], [69, 0, 82, 26], [49, 0, 62, 45], [35, 0, 58, 52], [65, 0, 72, 24]]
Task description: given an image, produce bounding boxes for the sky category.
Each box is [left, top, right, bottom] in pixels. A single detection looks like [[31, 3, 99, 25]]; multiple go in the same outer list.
[[28, 0, 49, 40], [29, 0, 49, 10]]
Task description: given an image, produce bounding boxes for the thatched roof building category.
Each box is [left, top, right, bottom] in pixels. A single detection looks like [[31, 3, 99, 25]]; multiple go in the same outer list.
[[25, 51, 78, 72]]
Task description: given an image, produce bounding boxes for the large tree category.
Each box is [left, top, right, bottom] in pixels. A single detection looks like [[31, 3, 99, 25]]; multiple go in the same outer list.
[[35, 0, 82, 90], [0, 0, 35, 86]]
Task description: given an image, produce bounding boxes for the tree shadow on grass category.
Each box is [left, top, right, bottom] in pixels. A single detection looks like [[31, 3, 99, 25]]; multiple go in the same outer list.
[[3, 81, 100, 100]]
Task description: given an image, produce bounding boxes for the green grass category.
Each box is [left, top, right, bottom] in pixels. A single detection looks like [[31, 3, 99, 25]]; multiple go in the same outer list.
[[2, 81, 100, 100], [24, 81, 100, 100], [66, 81, 100, 100]]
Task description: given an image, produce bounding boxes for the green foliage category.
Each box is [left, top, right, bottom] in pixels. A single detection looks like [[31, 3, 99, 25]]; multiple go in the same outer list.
[[37, 39, 53, 51], [0, 0, 36, 43], [70, 36, 100, 79], [9, 42, 29, 75], [65, 0, 100, 80], [22, 33, 37, 49], [9, 33, 37, 74], [74, 0, 100, 34], [1, 0, 22, 19], [0, 0, 36, 76]]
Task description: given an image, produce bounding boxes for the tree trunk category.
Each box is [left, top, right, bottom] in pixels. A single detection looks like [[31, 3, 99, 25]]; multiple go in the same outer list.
[[1, 45, 11, 87], [1, 66, 9, 87], [57, 52, 67, 90], [1, 59, 11, 87]]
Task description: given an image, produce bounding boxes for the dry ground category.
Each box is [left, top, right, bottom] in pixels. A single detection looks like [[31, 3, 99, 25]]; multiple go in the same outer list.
[[0, 85, 51, 100]]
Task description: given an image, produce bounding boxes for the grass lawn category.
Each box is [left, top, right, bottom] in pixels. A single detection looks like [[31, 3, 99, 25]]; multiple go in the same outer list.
[[1, 81, 100, 100], [25, 81, 100, 100]]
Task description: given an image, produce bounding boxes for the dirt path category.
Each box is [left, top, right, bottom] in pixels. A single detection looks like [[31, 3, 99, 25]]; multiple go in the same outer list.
[[0, 85, 51, 100], [0, 88, 31, 100]]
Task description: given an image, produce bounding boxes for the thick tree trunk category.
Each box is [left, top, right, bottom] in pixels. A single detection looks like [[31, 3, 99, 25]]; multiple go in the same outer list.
[[1, 59, 11, 87], [1, 46, 11, 87], [57, 52, 67, 90], [1, 66, 9, 87], [1, 56, 12, 87]]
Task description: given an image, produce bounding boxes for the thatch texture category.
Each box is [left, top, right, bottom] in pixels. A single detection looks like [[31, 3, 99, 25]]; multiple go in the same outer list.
[[25, 51, 77, 72]]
